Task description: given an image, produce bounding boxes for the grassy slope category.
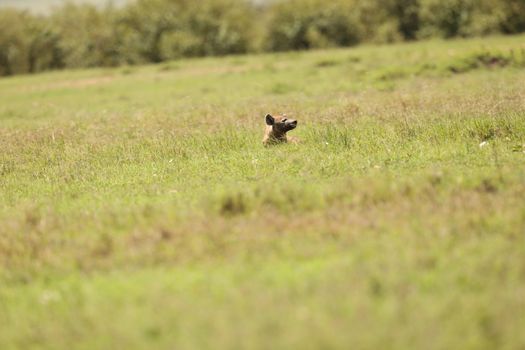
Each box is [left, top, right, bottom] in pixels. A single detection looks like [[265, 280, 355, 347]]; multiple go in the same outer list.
[[1, 35, 525, 349]]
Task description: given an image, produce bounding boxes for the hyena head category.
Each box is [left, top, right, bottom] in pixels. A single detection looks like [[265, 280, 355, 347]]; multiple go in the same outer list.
[[265, 113, 297, 134]]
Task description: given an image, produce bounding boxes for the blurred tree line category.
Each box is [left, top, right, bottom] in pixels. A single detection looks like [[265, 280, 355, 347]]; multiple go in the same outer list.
[[1, 0, 525, 76]]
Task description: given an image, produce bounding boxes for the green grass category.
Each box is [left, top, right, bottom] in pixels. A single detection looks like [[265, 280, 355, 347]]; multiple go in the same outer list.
[[1, 35, 525, 349]]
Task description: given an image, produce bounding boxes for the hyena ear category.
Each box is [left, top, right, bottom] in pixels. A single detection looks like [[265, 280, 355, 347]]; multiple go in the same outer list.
[[265, 114, 275, 126]]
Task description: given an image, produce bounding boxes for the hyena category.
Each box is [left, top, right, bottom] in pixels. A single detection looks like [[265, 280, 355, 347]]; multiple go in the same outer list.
[[262, 114, 298, 146]]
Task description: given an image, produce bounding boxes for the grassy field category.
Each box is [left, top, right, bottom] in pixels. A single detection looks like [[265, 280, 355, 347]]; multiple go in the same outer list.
[[1, 35, 525, 349]]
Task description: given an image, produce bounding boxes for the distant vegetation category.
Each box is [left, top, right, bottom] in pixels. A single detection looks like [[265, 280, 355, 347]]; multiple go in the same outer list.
[[1, 0, 525, 76]]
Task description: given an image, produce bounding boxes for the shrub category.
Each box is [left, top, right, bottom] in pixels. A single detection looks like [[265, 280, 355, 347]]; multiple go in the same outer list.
[[50, 3, 123, 68], [497, 0, 525, 34], [119, 0, 254, 62], [116, 0, 182, 64], [417, 0, 509, 38], [418, 0, 475, 38], [264, 0, 362, 51], [1, 0, 525, 76], [0, 9, 32, 75]]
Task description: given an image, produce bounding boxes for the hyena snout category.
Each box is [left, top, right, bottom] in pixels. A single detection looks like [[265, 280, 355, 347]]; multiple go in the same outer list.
[[285, 119, 297, 131]]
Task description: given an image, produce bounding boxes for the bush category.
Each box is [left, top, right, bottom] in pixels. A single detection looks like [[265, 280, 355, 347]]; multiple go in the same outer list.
[[1, 0, 525, 76], [51, 3, 122, 68], [497, 0, 525, 34], [417, 0, 510, 38], [418, 0, 474, 38], [164, 0, 255, 57], [116, 0, 182, 64], [264, 0, 362, 51], [0, 10, 32, 75], [118, 0, 254, 62]]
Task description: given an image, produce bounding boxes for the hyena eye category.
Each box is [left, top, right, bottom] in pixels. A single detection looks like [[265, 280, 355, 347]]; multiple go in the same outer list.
[[281, 118, 287, 123]]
